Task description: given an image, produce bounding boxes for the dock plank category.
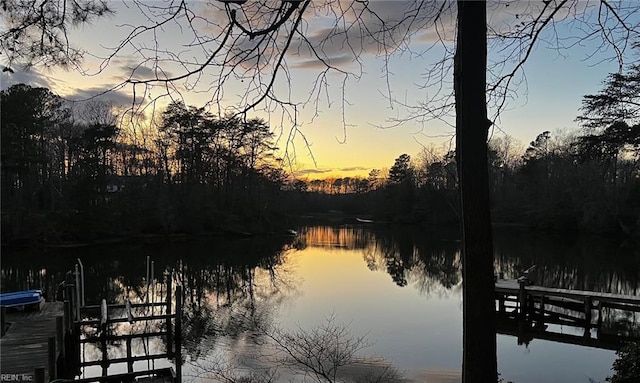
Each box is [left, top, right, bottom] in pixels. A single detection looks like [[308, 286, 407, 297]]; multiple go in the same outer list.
[[0, 302, 64, 381], [495, 279, 640, 306]]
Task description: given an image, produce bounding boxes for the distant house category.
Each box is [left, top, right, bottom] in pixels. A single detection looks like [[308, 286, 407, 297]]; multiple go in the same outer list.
[[105, 175, 154, 194], [106, 176, 126, 193]]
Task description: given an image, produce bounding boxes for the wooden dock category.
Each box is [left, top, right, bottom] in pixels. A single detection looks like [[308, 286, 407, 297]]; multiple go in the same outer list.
[[0, 302, 64, 381], [495, 278, 640, 349], [1, 264, 183, 383], [496, 279, 640, 308]]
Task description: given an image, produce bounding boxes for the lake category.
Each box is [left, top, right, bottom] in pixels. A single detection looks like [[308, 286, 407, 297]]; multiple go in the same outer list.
[[2, 224, 639, 383]]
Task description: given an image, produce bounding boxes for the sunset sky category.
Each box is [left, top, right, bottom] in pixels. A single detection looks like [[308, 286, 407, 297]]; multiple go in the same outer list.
[[2, 1, 638, 178]]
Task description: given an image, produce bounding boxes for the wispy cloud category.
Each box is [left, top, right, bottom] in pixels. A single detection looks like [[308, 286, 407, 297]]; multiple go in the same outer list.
[[63, 85, 141, 106], [294, 165, 371, 177], [338, 166, 370, 173], [0, 69, 53, 90], [0, 68, 139, 107], [117, 62, 173, 82], [291, 56, 354, 70], [296, 168, 334, 175]]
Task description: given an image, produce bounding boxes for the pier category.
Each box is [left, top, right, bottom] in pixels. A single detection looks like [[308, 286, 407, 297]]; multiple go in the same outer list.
[[495, 277, 640, 349], [1, 263, 183, 383], [0, 302, 64, 382]]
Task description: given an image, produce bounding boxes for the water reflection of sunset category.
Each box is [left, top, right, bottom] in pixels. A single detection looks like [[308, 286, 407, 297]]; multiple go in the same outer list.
[[296, 225, 462, 296], [298, 225, 376, 249], [2, 225, 635, 383]]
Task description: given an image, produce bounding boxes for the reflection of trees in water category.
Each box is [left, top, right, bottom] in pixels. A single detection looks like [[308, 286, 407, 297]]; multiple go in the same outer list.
[[3, 227, 639, 354], [601, 309, 640, 337], [3, 228, 638, 302], [299, 225, 462, 297], [0, 246, 147, 302], [366, 226, 462, 296], [494, 229, 640, 295], [297, 225, 639, 298], [166, 240, 298, 360], [1, 263, 60, 299], [296, 226, 374, 250], [1, 236, 298, 363]]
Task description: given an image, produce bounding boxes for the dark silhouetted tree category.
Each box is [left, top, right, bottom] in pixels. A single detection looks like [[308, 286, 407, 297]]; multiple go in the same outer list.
[[388, 154, 412, 185], [1, 83, 70, 210], [1, 0, 112, 69], [5, 1, 640, 381], [578, 58, 640, 130]]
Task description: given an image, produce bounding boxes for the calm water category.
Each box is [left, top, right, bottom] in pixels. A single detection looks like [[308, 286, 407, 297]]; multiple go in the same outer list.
[[2, 224, 639, 383]]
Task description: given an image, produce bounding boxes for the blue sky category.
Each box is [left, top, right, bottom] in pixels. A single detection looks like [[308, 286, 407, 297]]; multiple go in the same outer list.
[[2, 0, 638, 177]]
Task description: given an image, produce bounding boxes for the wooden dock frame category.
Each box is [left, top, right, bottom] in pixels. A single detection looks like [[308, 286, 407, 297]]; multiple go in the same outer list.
[[70, 273, 183, 383], [495, 278, 640, 348], [1, 271, 184, 383]]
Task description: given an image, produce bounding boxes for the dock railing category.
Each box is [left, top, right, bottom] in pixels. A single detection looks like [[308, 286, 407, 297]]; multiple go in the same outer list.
[[74, 276, 182, 383], [51, 270, 182, 383], [495, 273, 640, 350]]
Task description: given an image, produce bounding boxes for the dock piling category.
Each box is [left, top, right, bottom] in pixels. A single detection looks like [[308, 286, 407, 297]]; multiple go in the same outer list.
[[584, 298, 593, 338], [75, 265, 81, 320], [496, 278, 640, 349], [166, 272, 173, 359], [518, 279, 527, 318], [126, 337, 133, 373], [56, 316, 64, 358], [175, 286, 182, 383], [48, 336, 56, 381], [35, 367, 45, 383], [1, 307, 6, 336]]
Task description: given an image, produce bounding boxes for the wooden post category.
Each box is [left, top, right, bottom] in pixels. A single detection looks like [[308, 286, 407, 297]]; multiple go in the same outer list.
[[56, 315, 65, 368], [56, 316, 64, 358], [101, 329, 108, 377], [536, 295, 546, 329], [65, 284, 76, 323], [48, 336, 56, 381], [146, 256, 150, 303], [126, 299, 134, 323], [35, 367, 45, 383], [55, 316, 65, 379], [126, 337, 133, 373], [151, 260, 155, 313], [175, 285, 182, 383], [166, 273, 173, 358], [63, 300, 72, 375], [584, 297, 592, 338], [75, 265, 81, 320], [100, 299, 108, 328], [518, 279, 527, 319], [1, 307, 6, 336], [528, 292, 535, 315], [64, 298, 81, 376], [597, 301, 604, 332], [64, 301, 71, 333], [73, 321, 80, 376], [100, 299, 109, 377]]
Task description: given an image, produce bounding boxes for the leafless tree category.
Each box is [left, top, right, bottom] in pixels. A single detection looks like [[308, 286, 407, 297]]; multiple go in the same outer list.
[[188, 314, 403, 383], [3, 1, 640, 382], [1, 0, 112, 69], [263, 315, 404, 383]]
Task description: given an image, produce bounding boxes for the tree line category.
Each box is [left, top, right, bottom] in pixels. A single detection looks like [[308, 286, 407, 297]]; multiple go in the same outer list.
[[292, 122, 639, 234], [1, 84, 290, 243], [290, 59, 640, 235], [2, 55, 638, 243]]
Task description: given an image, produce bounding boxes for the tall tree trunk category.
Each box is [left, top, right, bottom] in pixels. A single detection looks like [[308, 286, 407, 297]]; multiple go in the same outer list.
[[454, 1, 497, 382]]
